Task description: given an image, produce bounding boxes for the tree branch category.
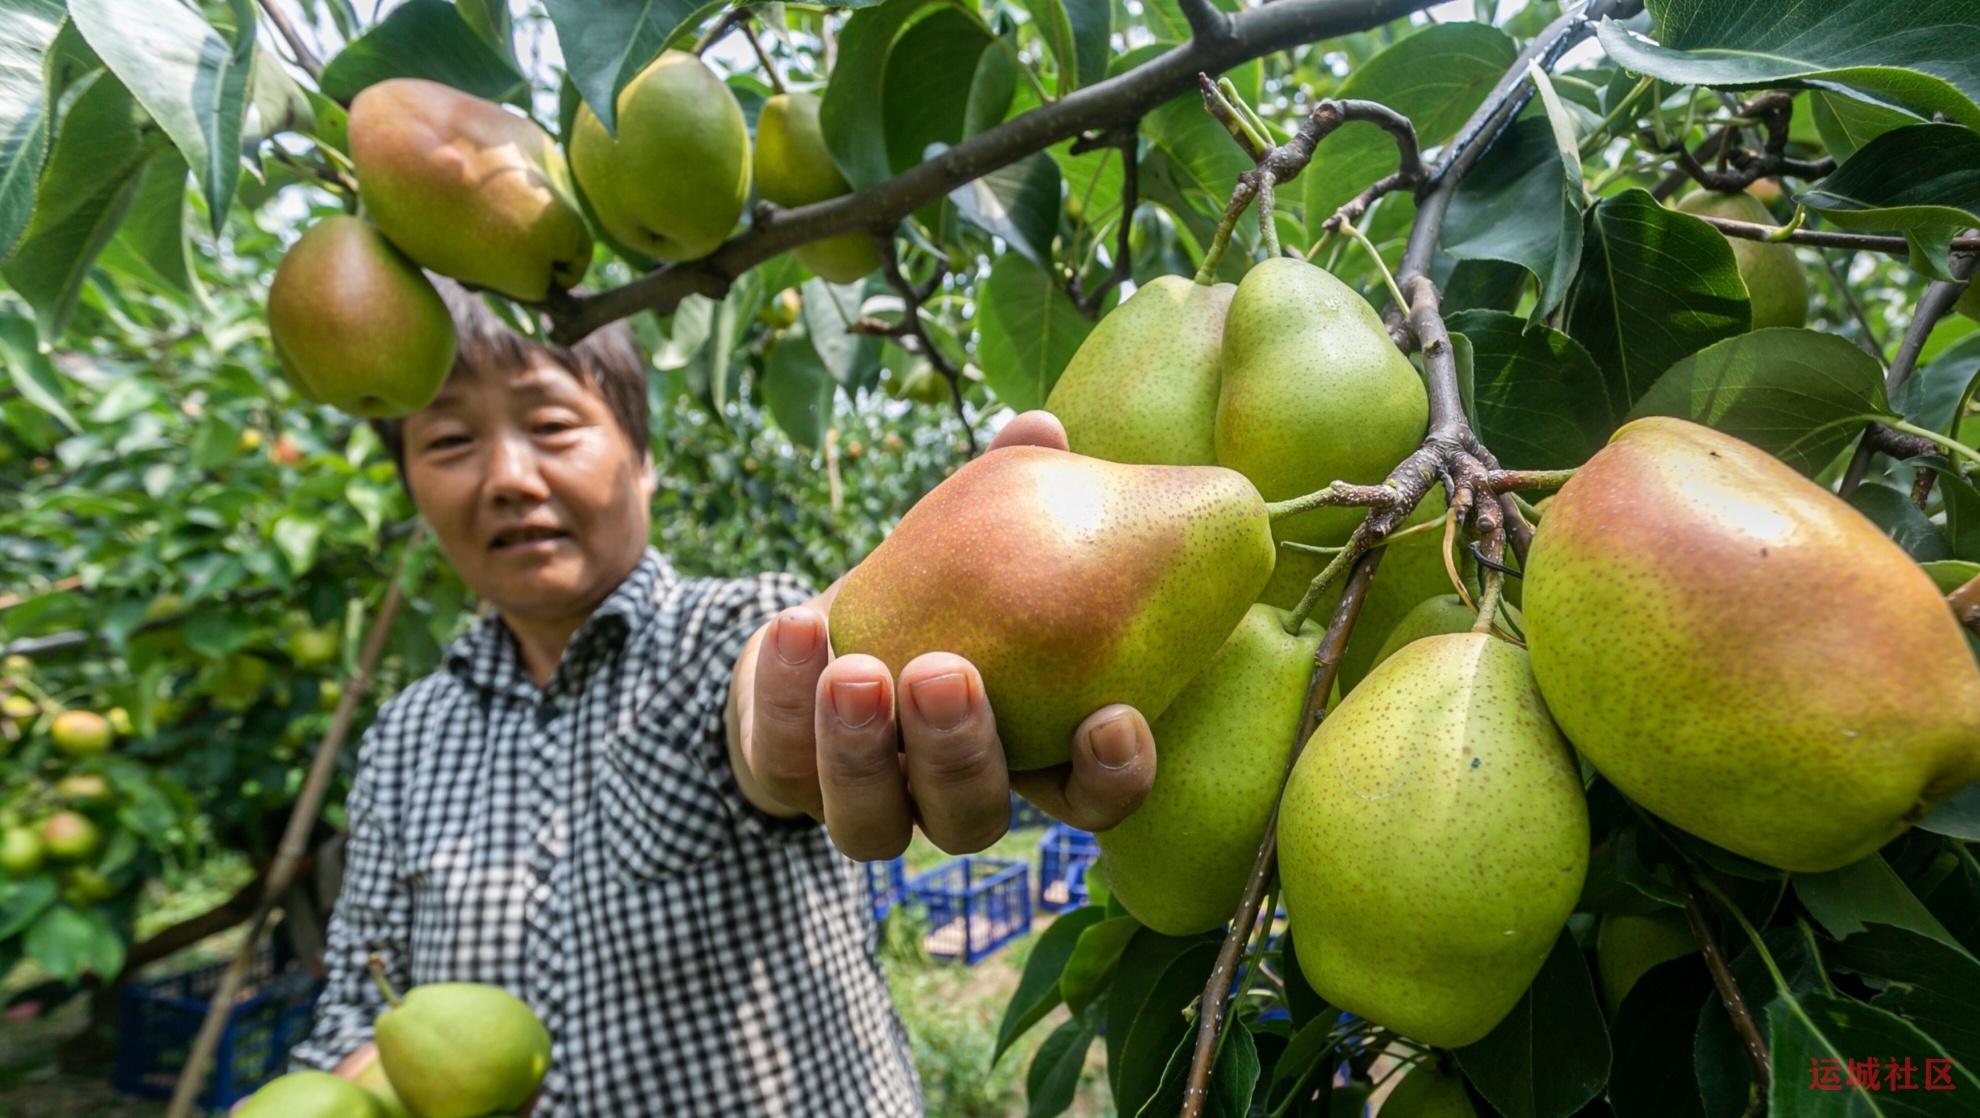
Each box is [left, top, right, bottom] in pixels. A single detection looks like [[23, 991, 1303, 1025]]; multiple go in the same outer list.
[[872, 236, 978, 456], [1837, 250, 1978, 498], [255, 0, 322, 81], [1690, 216, 1980, 257], [1068, 129, 1140, 318], [1177, 0, 1237, 44], [545, 0, 1444, 343], [1672, 865, 1771, 1109]]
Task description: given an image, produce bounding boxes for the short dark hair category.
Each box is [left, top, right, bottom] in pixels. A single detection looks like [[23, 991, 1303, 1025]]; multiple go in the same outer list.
[[369, 280, 650, 489]]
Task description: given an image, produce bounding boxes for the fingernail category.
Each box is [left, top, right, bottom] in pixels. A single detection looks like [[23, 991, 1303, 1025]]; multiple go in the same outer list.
[[909, 672, 972, 731], [773, 611, 819, 665], [830, 681, 884, 729], [1089, 714, 1138, 769]]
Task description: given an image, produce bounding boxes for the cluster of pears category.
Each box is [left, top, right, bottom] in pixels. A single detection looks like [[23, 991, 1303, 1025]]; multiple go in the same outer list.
[[0, 697, 125, 907], [239, 967, 552, 1118], [267, 53, 873, 419]]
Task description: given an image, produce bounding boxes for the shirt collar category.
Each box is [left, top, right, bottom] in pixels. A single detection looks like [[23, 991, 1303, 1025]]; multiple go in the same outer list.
[[444, 547, 678, 698]]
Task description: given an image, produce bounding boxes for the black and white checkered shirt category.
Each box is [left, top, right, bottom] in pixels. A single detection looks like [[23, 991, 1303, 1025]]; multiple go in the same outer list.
[[291, 549, 922, 1116]]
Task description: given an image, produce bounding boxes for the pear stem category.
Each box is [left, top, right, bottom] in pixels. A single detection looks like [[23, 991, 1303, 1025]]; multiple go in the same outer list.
[[368, 953, 405, 1009], [740, 21, 786, 96], [1264, 483, 1401, 522], [1339, 221, 1408, 317]]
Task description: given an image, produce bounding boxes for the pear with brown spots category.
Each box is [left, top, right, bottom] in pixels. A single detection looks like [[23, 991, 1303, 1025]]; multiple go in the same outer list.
[[830, 446, 1275, 770], [1278, 632, 1588, 1048], [1098, 604, 1321, 935], [1524, 417, 1980, 872]]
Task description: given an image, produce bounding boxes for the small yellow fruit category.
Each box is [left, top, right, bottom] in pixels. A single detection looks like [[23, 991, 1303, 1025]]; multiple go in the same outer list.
[[50, 711, 114, 758], [54, 774, 113, 805], [1, 694, 38, 722], [238, 428, 265, 453], [106, 707, 133, 736]]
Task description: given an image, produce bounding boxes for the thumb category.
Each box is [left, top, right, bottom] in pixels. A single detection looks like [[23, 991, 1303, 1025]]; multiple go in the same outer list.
[[987, 410, 1070, 453]]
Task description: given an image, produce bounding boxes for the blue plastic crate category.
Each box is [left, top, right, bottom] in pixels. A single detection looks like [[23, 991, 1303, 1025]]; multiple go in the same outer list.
[[114, 948, 323, 1111], [1008, 792, 1053, 831], [866, 856, 907, 922], [906, 856, 1031, 964], [1037, 822, 1100, 912]]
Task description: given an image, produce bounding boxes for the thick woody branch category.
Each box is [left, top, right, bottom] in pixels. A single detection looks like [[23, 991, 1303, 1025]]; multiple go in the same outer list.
[[546, 0, 1443, 342], [1837, 252, 1979, 498], [1662, 93, 1834, 195], [1176, 0, 1237, 44]]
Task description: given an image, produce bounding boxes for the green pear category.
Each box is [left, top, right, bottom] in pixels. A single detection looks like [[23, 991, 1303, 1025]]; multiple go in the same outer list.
[[1368, 594, 1479, 674], [267, 217, 457, 418], [349, 79, 591, 301], [1595, 910, 1698, 1012], [1047, 276, 1237, 467], [1327, 491, 1456, 690], [753, 92, 878, 283], [830, 446, 1275, 770], [50, 710, 112, 758], [1524, 417, 1980, 871], [353, 1058, 415, 1118], [1674, 190, 1808, 329], [1381, 1060, 1477, 1117], [375, 981, 550, 1118], [572, 51, 750, 263], [1098, 604, 1322, 935], [236, 1070, 382, 1117], [0, 826, 44, 876], [1279, 633, 1589, 1048], [1216, 257, 1428, 550]]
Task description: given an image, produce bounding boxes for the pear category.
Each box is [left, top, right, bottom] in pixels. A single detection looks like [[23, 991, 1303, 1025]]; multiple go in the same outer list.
[[1524, 416, 1980, 871], [40, 811, 99, 862], [235, 1070, 381, 1117], [1046, 276, 1237, 467], [349, 79, 591, 301], [1368, 594, 1479, 674], [0, 827, 44, 876], [1595, 910, 1698, 1012], [1217, 257, 1429, 550], [375, 981, 551, 1118], [49, 710, 112, 758], [267, 217, 457, 418], [753, 92, 878, 283], [1098, 604, 1321, 935], [572, 51, 750, 263], [1381, 1060, 1477, 1117], [1673, 190, 1807, 329], [830, 446, 1275, 770], [1279, 633, 1589, 1048], [353, 1058, 415, 1118]]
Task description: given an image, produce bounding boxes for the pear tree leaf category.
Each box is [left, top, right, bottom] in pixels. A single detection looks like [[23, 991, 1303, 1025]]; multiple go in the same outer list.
[[1025, 1017, 1098, 1118], [1063, 0, 1110, 94], [0, 876, 57, 940], [1920, 783, 1980, 842], [1923, 466, 1980, 565], [98, 149, 195, 298], [1262, 1013, 1348, 1113], [1826, 923, 1980, 1070], [882, 7, 1014, 175], [1106, 929, 1218, 1094], [1809, 90, 1923, 163], [24, 904, 94, 982], [0, 312, 79, 432], [1768, 993, 1980, 1114], [974, 251, 1095, 412], [1894, 334, 1980, 437], [951, 151, 1061, 268], [1059, 914, 1140, 1018], [800, 276, 883, 392], [455, 0, 517, 64], [1626, 328, 1893, 476], [319, 0, 529, 107], [1111, 939, 1221, 1115], [1565, 189, 1750, 417], [1144, 58, 1261, 227], [1454, 930, 1611, 1118], [1135, 1016, 1258, 1118], [1017, 0, 1077, 92], [1694, 927, 1823, 1118], [995, 906, 1103, 1064], [1303, 22, 1517, 235], [1443, 116, 1585, 318], [1795, 854, 1967, 957], [0, 0, 66, 258], [760, 327, 837, 451], [1137, 0, 1234, 43], [1795, 124, 1980, 235], [1919, 560, 1980, 596], [1847, 484, 1953, 564], [1595, 0, 1980, 130], [823, 0, 966, 191], [1449, 311, 1606, 469], [67, 0, 252, 236]]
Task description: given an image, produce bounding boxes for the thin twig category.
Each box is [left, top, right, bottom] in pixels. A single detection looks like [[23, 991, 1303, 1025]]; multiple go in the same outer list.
[[1068, 129, 1140, 318], [1671, 864, 1771, 1114], [872, 235, 977, 456], [741, 21, 786, 96], [1837, 251, 1979, 498], [1818, 249, 1886, 358], [164, 526, 427, 1118], [255, 0, 323, 81], [694, 7, 753, 55], [1692, 216, 1980, 257]]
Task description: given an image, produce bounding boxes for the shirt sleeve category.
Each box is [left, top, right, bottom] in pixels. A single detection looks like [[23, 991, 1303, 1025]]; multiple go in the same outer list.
[[683, 571, 818, 844], [288, 717, 415, 1071]]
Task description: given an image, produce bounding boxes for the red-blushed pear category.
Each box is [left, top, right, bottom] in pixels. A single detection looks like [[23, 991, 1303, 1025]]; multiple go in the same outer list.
[[267, 217, 456, 418], [349, 79, 591, 301], [49, 710, 112, 758], [1046, 276, 1237, 468], [752, 91, 879, 283], [829, 446, 1275, 771], [571, 51, 750, 264], [236, 1070, 382, 1118], [1279, 633, 1588, 1048], [40, 811, 100, 862], [1523, 417, 1980, 872], [1098, 604, 1321, 935], [1673, 189, 1808, 329]]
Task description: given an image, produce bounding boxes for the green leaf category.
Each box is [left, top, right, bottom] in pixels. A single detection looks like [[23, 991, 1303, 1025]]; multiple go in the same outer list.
[[0, 875, 57, 940], [1442, 115, 1583, 315], [800, 276, 882, 391], [951, 151, 1061, 268], [822, 0, 951, 190], [1059, 914, 1139, 1018], [318, 0, 529, 106], [1826, 923, 1980, 1071], [183, 610, 253, 659], [1450, 310, 1606, 469], [0, 311, 79, 431], [273, 513, 324, 577], [1609, 957, 1713, 1118], [1809, 91, 1922, 163], [1596, 0, 1980, 130], [1144, 59, 1262, 226], [995, 906, 1103, 1064], [1018, 0, 1077, 93], [1768, 992, 1980, 1115], [1795, 854, 1967, 958], [1919, 560, 1980, 596], [1025, 1017, 1097, 1118], [25, 905, 95, 981], [1848, 484, 1952, 563], [1303, 22, 1517, 235], [1136, 1017, 1259, 1118], [1921, 783, 1980, 842], [100, 149, 194, 297], [1626, 328, 1892, 476], [545, 0, 718, 135], [68, 0, 253, 236], [1063, 0, 1110, 94], [1796, 124, 1980, 236], [974, 251, 1094, 412], [0, 0, 66, 258], [1111, 939, 1221, 1115], [1262, 1013, 1348, 1114], [1565, 189, 1751, 416], [761, 329, 836, 451], [1453, 930, 1611, 1118]]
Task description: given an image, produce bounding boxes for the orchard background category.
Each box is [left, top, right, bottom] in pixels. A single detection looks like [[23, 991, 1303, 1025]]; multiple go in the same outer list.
[[0, 0, 1978, 1115]]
